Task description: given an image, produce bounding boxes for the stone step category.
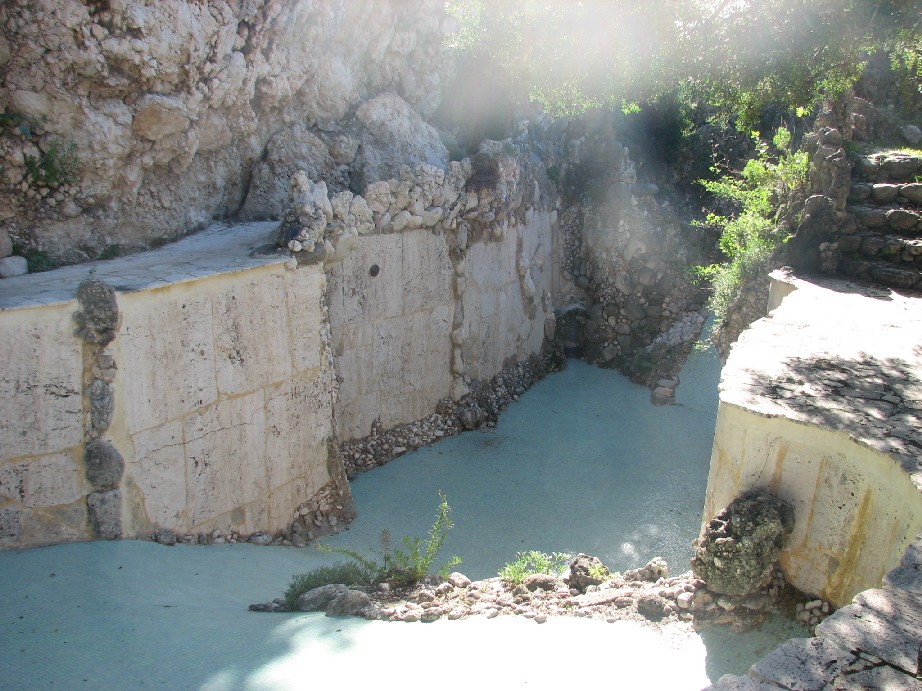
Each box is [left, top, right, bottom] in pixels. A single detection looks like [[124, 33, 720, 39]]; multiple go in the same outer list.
[[848, 204, 922, 235], [838, 257, 922, 290], [849, 182, 922, 206], [852, 150, 922, 183], [838, 232, 922, 265]]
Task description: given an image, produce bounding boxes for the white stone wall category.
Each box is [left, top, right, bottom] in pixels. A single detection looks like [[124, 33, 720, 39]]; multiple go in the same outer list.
[[0, 262, 335, 546], [0, 304, 87, 545], [328, 209, 555, 441], [328, 230, 454, 440], [704, 404, 922, 606], [460, 209, 553, 382], [114, 264, 335, 537]]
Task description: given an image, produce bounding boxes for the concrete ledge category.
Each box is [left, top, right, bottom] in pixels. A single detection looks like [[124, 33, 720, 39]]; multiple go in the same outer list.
[[705, 270, 922, 689], [724, 269, 922, 489]]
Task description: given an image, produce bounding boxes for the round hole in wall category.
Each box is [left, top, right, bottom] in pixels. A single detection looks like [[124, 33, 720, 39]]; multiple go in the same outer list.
[[369, 264, 380, 277]]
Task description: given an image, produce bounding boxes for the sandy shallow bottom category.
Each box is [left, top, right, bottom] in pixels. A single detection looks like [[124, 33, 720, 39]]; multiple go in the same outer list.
[[0, 351, 807, 690]]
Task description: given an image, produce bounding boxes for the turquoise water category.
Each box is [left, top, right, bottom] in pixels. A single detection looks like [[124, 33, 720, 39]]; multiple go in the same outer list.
[[337, 354, 720, 578], [0, 347, 806, 690]]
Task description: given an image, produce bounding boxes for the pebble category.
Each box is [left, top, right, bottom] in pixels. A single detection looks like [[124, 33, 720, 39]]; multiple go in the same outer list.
[[448, 572, 471, 588]]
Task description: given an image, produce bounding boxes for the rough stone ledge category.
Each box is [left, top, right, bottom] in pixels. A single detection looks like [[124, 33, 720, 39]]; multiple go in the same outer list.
[[722, 269, 922, 490], [706, 538, 922, 689]]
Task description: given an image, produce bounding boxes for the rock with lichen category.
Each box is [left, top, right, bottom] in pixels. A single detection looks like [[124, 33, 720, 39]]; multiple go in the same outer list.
[[691, 490, 794, 597]]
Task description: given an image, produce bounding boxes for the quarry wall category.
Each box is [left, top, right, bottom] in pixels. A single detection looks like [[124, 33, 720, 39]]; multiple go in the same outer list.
[[0, 224, 346, 546], [0, 132, 560, 547], [0, 0, 453, 265], [329, 207, 553, 441]]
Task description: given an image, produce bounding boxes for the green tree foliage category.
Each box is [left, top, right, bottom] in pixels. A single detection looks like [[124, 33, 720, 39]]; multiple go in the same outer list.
[[444, 0, 921, 125]]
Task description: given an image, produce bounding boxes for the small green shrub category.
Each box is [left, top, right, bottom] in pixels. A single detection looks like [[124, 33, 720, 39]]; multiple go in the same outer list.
[[588, 563, 616, 582], [0, 108, 42, 138], [283, 561, 376, 610], [694, 127, 808, 326], [499, 550, 570, 585], [387, 491, 461, 585], [11, 245, 60, 274]]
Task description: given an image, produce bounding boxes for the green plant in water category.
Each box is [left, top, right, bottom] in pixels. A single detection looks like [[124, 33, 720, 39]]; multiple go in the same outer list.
[[693, 126, 808, 326], [388, 491, 462, 585], [498, 550, 570, 585], [314, 491, 461, 589]]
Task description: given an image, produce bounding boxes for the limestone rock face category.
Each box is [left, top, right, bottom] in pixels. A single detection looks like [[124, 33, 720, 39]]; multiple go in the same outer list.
[[239, 125, 343, 221], [0, 0, 452, 262], [353, 93, 450, 185], [692, 491, 794, 596]]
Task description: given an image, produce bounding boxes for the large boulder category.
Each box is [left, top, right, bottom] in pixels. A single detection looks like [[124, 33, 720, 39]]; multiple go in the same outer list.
[[326, 590, 373, 617], [692, 491, 794, 596], [296, 584, 350, 612]]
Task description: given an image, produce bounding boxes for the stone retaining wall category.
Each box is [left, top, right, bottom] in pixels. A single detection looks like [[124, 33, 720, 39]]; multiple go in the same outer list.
[[0, 224, 341, 547], [329, 229, 454, 440], [329, 210, 553, 441], [703, 269, 922, 607], [0, 178, 558, 547]]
